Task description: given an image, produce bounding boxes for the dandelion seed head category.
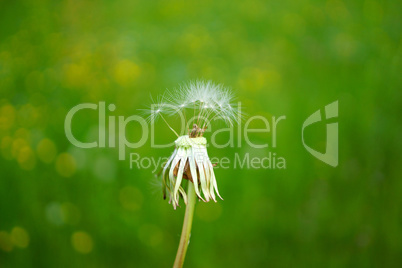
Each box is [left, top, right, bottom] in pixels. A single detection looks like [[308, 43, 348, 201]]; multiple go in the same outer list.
[[143, 79, 241, 134], [146, 81, 243, 208]]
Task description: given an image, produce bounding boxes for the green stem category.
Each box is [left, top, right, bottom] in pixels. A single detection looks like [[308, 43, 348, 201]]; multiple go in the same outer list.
[[173, 182, 197, 268]]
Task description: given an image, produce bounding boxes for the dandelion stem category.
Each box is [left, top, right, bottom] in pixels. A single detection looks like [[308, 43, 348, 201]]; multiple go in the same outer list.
[[173, 182, 196, 268]]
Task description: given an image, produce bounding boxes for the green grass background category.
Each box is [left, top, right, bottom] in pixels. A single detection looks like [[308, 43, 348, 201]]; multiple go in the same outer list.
[[0, 0, 401, 267]]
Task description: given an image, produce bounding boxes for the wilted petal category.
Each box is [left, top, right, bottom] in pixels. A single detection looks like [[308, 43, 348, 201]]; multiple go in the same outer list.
[[173, 151, 188, 203], [161, 135, 223, 208], [178, 186, 188, 205], [188, 150, 204, 201], [194, 150, 210, 202]]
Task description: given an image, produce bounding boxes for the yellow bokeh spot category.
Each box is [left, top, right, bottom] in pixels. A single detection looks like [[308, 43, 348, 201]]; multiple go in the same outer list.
[[14, 128, 30, 140], [0, 231, 13, 252], [179, 25, 212, 53], [119, 186, 143, 211], [0, 104, 16, 130], [11, 138, 29, 158], [17, 146, 36, 170], [113, 59, 141, 87], [10, 227, 30, 248], [326, 0, 349, 21], [37, 138, 57, 164], [64, 63, 90, 88], [71, 231, 93, 254], [55, 153, 77, 177], [238, 67, 281, 92]]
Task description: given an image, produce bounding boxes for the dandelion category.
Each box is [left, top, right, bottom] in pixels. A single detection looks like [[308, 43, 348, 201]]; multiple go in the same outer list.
[[162, 135, 222, 209], [146, 80, 242, 268]]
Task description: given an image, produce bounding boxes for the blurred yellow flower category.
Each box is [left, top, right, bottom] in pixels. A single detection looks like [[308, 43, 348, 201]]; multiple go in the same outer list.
[[71, 231, 93, 254], [37, 138, 57, 164], [10, 227, 30, 248], [55, 153, 77, 177]]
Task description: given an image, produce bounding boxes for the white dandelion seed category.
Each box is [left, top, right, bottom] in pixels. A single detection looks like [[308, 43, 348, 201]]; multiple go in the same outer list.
[[139, 94, 179, 136]]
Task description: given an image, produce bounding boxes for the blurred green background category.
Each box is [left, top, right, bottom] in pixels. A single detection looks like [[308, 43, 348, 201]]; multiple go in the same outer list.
[[0, 0, 401, 267]]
